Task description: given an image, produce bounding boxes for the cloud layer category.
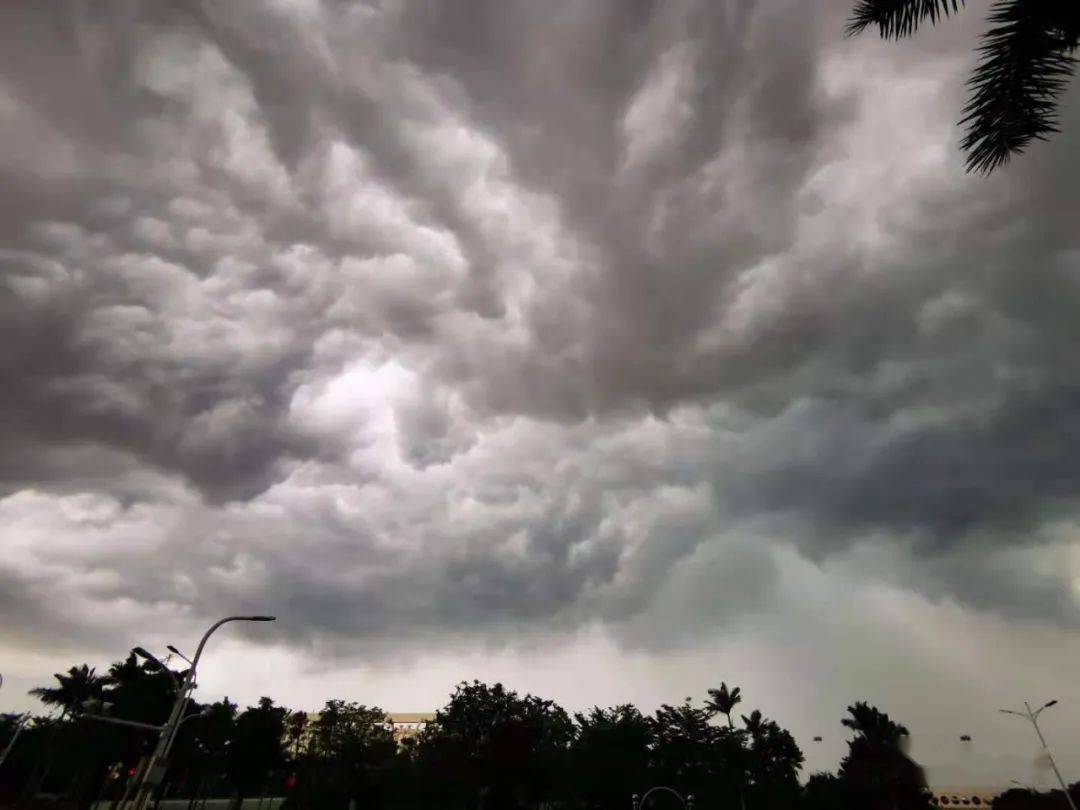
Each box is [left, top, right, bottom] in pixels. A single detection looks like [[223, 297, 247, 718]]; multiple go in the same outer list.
[[2, 0, 1080, 785]]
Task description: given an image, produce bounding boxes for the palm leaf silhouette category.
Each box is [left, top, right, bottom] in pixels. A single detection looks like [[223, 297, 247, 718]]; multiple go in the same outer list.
[[848, 0, 1079, 173]]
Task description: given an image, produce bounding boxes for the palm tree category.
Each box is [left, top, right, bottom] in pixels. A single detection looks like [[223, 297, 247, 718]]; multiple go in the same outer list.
[[28, 665, 107, 717], [103, 653, 182, 727], [841, 702, 908, 748], [848, 1, 1080, 173], [705, 686, 745, 810], [706, 683, 742, 730], [25, 666, 108, 799], [840, 703, 929, 810], [741, 709, 765, 737]]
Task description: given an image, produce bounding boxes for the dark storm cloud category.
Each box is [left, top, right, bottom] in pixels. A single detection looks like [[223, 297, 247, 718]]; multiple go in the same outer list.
[[380, 0, 859, 415], [2, 0, 1080, 663], [715, 86, 1080, 549]]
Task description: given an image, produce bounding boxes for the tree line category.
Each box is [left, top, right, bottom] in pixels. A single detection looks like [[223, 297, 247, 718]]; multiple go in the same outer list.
[[0, 658, 1069, 810]]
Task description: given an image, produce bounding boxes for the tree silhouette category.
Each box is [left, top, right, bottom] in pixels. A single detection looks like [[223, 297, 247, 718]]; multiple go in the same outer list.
[[417, 681, 574, 810], [840, 702, 908, 748], [297, 700, 397, 810], [733, 708, 805, 810], [801, 772, 847, 810], [706, 683, 743, 730], [24, 666, 110, 799], [993, 785, 1080, 810], [0, 713, 23, 747], [14, 658, 954, 810], [839, 703, 931, 810], [167, 698, 238, 808], [742, 710, 765, 736], [283, 710, 309, 759], [103, 653, 179, 728], [848, 1, 1080, 173], [226, 697, 288, 809], [569, 705, 651, 810], [744, 712, 804, 789], [28, 665, 107, 716], [649, 699, 721, 797]]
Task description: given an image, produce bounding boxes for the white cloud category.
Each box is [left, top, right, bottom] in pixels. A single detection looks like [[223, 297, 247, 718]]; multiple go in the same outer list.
[[621, 43, 698, 175]]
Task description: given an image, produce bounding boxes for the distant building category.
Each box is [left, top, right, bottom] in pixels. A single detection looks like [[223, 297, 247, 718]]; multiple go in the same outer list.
[[285, 711, 435, 754], [384, 712, 435, 742], [931, 787, 1005, 808]]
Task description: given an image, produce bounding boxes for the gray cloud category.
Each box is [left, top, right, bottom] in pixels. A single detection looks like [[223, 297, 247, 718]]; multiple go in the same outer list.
[[1, 0, 1080, 698]]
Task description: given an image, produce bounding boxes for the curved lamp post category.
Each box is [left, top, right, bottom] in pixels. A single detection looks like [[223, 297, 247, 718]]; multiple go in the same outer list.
[[1000, 700, 1076, 810], [633, 787, 695, 810], [133, 615, 275, 810]]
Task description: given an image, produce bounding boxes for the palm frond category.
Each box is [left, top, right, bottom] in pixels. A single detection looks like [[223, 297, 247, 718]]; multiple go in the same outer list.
[[959, 0, 1079, 173], [847, 0, 965, 39]]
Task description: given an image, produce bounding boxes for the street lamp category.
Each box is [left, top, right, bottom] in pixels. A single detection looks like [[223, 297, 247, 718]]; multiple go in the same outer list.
[[81, 699, 117, 715], [132, 615, 275, 810], [634, 787, 694, 810], [1000, 701, 1075, 810], [132, 647, 168, 671], [132, 647, 186, 694], [166, 646, 194, 666], [0, 712, 31, 769]]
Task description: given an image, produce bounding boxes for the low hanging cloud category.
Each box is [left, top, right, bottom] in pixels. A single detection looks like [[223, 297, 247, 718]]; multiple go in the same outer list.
[[2, 0, 1080, 685]]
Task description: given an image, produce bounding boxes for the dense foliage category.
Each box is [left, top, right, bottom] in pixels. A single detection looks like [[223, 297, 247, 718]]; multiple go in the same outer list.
[[0, 660, 1064, 810]]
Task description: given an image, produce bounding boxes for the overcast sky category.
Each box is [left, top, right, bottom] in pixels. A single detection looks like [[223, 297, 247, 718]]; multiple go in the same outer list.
[[3, 0, 1080, 788]]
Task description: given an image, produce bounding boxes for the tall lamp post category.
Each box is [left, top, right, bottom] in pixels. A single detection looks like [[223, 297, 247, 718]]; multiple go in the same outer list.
[[131, 646, 192, 760], [133, 615, 275, 810], [1000, 700, 1076, 810], [0, 713, 31, 770]]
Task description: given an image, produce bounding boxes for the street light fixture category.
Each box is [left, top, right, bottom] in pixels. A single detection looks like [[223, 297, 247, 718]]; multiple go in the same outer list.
[[166, 646, 193, 666], [633, 787, 694, 810], [132, 615, 276, 810], [82, 699, 117, 715], [132, 647, 168, 672], [175, 706, 212, 731], [0, 712, 31, 769], [1000, 701, 1075, 810], [132, 646, 187, 696]]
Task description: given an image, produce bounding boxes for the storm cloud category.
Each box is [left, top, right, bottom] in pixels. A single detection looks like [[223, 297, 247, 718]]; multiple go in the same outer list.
[[2, 0, 1080, 785]]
